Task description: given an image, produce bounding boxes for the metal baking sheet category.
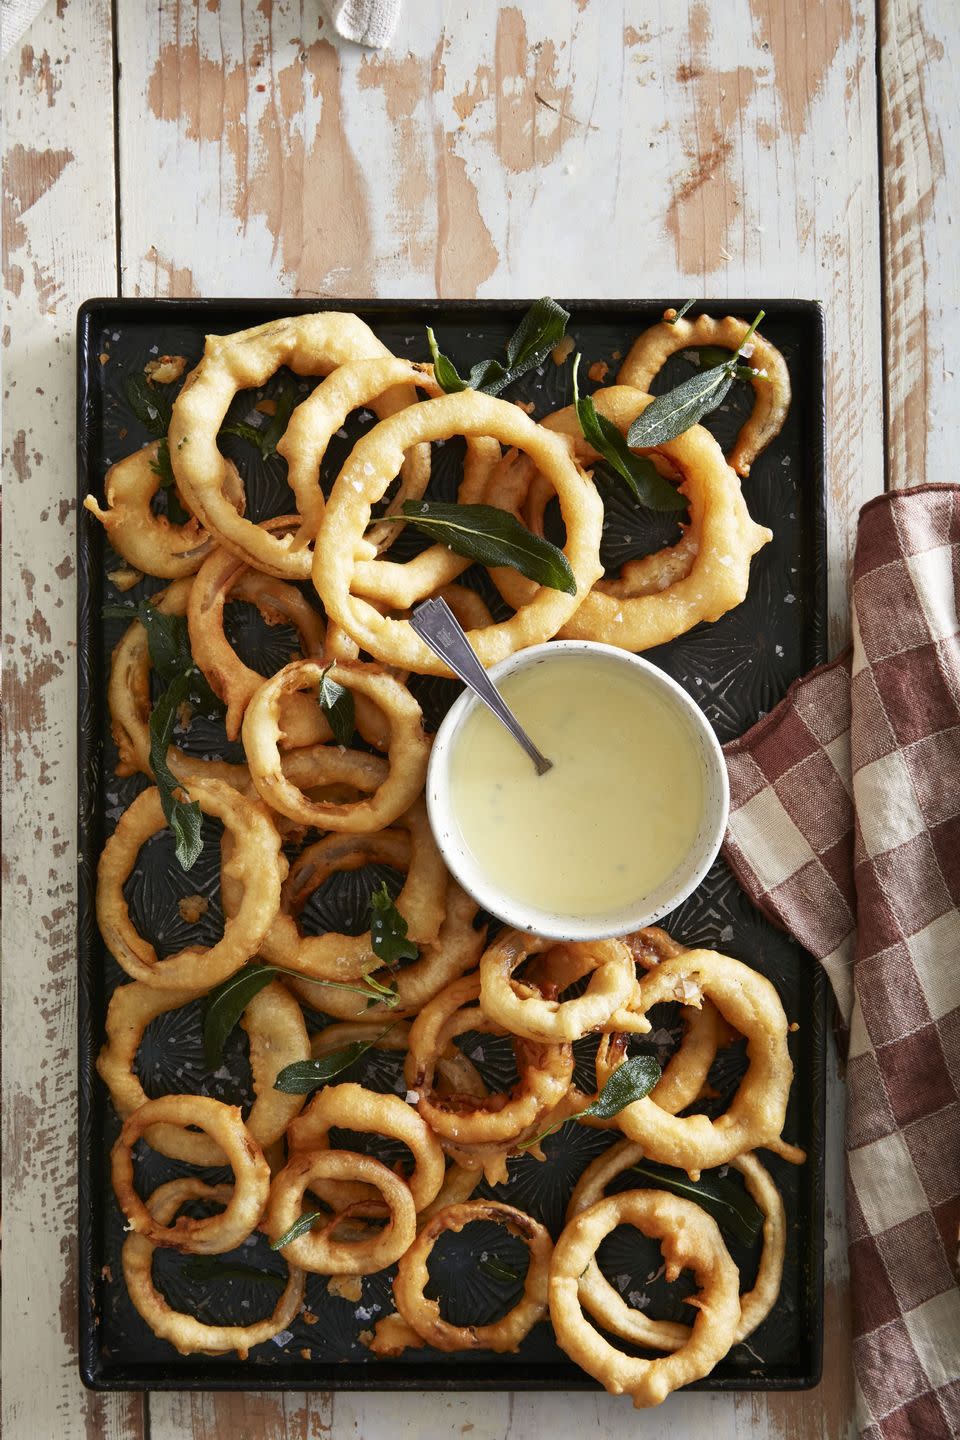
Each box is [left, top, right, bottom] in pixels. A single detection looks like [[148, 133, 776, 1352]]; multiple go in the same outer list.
[[77, 298, 828, 1392]]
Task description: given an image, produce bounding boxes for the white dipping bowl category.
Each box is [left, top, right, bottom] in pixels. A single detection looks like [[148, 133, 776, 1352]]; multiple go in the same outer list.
[[426, 640, 729, 941]]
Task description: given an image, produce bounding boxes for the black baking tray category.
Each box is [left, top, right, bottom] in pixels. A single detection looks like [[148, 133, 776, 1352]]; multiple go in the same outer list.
[[77, 298, 828, 1393]]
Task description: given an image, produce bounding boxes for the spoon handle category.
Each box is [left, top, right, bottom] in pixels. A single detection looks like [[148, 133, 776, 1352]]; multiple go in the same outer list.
[[409, 598, 553, 776]]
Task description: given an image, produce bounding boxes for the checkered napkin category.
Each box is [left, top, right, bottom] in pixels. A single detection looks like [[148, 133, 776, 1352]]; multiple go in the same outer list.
[[722, 485, 960, 1440]]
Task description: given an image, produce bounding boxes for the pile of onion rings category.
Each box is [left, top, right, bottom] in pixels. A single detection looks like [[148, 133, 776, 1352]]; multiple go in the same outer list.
[[88, 308, 802, 1404]]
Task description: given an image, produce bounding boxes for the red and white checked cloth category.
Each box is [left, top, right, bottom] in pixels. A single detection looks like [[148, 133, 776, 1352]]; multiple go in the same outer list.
[[722, 485, 960, 1439]]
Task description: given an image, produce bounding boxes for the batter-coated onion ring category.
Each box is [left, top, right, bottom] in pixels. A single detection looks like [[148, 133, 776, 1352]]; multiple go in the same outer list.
[[242, 659, 430, 830], [97, 978, 309, 1165], [263, 1150, 416, 1273], [187, 517, 328, 742], [111, 1096, 271, 1254], [487, 387, 770, 652], [479, 931, 638, 1042], [85, 440, 244, 579], [97, 780, 285, 990], [286, 1081, 445, 1213], [168, 311, 429, 576], [122, 1178, 305, 1357], [108, 579, 248, 788], [405, 974, 574, 1147], [567, 1142, 784, 1352], [549, 1189, 741, 1406], [604, 949, 796, 1177], [312, 390, 604, 676], [617, 313, 792, 476], [393, 1200, 553, 1353]]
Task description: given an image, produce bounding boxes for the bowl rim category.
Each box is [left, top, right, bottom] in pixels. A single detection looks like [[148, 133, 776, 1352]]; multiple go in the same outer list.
[[425, 639, 731, 940]]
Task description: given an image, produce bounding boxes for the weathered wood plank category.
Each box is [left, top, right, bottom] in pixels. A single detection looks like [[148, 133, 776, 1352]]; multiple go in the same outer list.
[[880, 0, 959, 491], [0, 4, 143, 1439], [121, 2, 876, 1436]]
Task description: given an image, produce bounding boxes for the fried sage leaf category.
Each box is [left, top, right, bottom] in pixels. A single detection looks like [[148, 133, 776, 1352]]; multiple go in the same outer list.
[[150, 437, 191, 524], [626, 311, 765, 448], [478, 1254, 522, 1284], [519, 1053, 662, 1150], [572, 355, 685, 512], [400, 501, 576, 595], [270, 1211, 325, 1251], [318, 663, 356, 747], [631, 1162, 764, 1248], [274, 1024, 397, 1096], [202, 962, 278, 1069], [427, 298, 570, 397], [369, 882, 418, 966]]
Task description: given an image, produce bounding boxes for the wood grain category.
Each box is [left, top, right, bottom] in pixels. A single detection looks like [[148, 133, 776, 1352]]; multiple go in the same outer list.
[[1, 4, 144, 1439], [880, 0, 958, 491]]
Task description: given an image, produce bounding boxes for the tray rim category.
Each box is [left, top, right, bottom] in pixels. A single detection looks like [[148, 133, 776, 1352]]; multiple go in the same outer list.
[[76, 294, 829, 1395]]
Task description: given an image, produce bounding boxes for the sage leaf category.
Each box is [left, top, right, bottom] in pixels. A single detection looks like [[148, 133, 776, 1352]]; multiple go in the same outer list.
[[124, 372, 174, 436], [318, 664, 356, 747], [478, 1254, 521, 1284], [400, 501, 576, 595], [519, 1053, 662, 1150], [695, 345, 733, 369], [631, 1162, 763, 1248], [571, 355, 685, 512], [579, 1054, 662, 1120], [149, 669, 203, 872], [428, 298, 570, 397], [666, 299, 696, 324], [271, 1211, 325, 1250], [180, 1257, 285, 1291], [221, 378, 300, 459], [369, 882, 418, 966], [627, 311, 765, 449], [274, 1024, 397, 1095], [202, 962, 278, 1069], [148, 438, 191, 524]]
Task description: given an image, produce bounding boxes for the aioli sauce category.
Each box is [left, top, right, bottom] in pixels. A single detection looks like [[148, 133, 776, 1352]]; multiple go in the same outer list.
[[448, 654, 705, 918]]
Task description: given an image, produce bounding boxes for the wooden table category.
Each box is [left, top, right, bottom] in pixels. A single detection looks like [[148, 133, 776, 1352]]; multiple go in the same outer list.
[[3, 2, 956, 1436]]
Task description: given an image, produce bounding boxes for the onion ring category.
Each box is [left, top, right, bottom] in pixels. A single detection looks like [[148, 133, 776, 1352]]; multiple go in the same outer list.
[[567, 1142, 785, 1352], [487, 387, 771, 652], [97, 780, 285, 989], [286, 1081, 445, 1213], [312, 390, 604, 676], [168, 311, 429, 576], [549, 1189, 741, 1406], [617, 312, 792, 476], [479, 931, 638, 1042], [122, 1178, 305, 1357], [393, 1200, 553, 1352], [97, 977, 309, 1165], [262, 1149, 416, 1273], [405, 974, 574, 1147], [84, 440, 244, 579], [601, 949, 797, 1177], [242, 658, 430, 830], [111, 1096, 271, 1254]]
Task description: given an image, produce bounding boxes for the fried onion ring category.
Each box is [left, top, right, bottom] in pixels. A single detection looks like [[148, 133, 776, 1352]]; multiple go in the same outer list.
[[97, 977, 309, 1165], [479, 931, 638, 1042], [111, 1096, 271, 1254], [85, 440, 244, 579], [603, 949, 796, 1176], [549, 1189, 741, 1406], [168, 311, 430, 576], [487, 388, 770, 652], [567, 1142, 785, 1352], [122, 1178, 305, 1357], [97, 780, 285, 989], [286, 1081, 445, 1213], [393, 1201, 553, 1352], [617, 313, 792, 476], [242, 658, 430, 830], [262, 1150, 416, 1273], [312, 390, 604, 675]]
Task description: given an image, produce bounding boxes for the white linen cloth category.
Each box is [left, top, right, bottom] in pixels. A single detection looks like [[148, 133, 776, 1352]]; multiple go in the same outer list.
[[323, 0, 402, 48]]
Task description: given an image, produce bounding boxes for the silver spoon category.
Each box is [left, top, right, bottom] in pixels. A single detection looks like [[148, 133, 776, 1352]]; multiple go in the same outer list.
[[409, 597, 553, 776]]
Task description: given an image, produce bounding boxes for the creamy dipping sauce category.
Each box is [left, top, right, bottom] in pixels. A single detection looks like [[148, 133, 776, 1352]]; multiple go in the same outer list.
[[448, 654, 706, 919]]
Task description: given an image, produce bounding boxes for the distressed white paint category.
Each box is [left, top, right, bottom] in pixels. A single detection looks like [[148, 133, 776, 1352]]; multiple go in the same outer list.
[[7, 0, 958, 1435]]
